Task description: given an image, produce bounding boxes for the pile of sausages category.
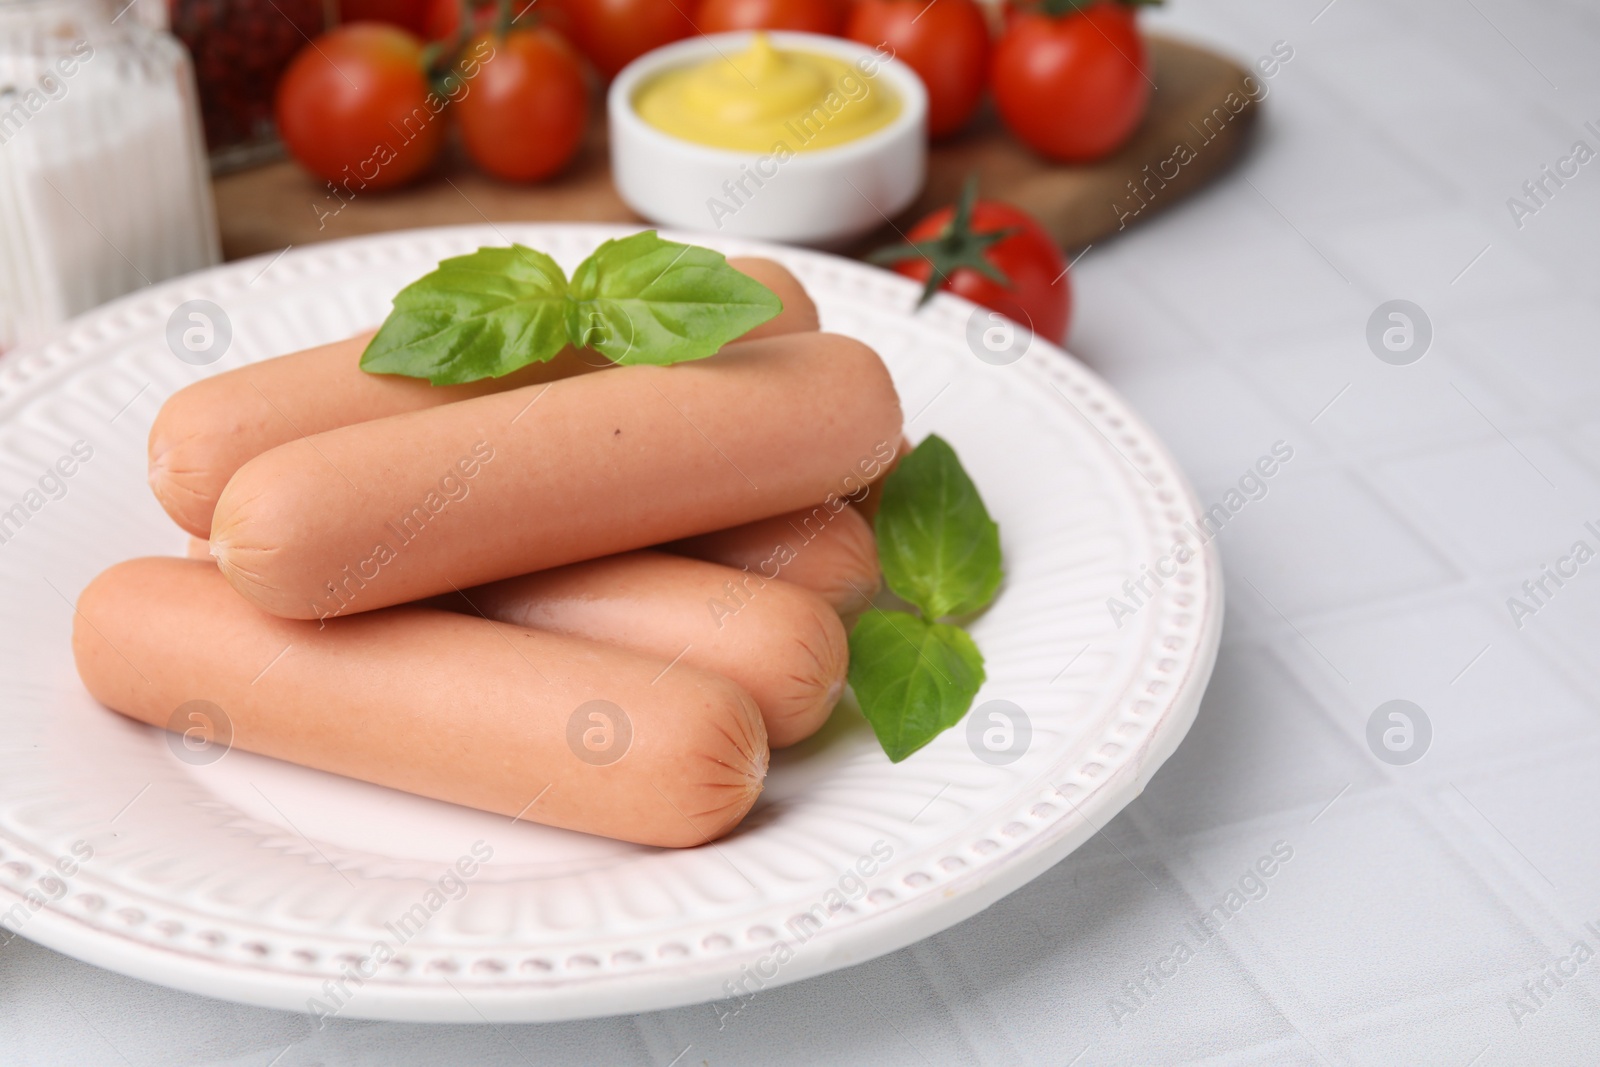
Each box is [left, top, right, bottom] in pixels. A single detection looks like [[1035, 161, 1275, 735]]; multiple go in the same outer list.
[[72, 259, 906, 847]]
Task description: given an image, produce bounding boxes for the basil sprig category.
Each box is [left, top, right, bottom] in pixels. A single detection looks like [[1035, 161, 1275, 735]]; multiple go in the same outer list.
[[360, 232, 784, 385], [848, 436, 1003, 762]]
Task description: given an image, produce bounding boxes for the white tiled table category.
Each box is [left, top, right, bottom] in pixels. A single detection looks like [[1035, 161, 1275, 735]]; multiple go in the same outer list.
[[6, 1, 1600, 1062]]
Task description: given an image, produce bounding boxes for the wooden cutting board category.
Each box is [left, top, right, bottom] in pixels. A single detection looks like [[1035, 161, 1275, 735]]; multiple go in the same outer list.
[[212, 34, 1258, 262]]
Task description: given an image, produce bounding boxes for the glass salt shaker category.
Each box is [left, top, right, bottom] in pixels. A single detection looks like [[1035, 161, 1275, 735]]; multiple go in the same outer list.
[[0, 0, 219, 352]]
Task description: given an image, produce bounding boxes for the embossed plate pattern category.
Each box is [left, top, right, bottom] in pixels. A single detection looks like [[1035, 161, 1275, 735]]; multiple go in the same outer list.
[[0, 225, 1221, 1021]]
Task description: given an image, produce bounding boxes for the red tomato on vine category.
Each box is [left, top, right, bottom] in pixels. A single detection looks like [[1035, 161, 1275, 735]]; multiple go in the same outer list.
[[560, 0, 694, 80], [993, 0, 1156, 162], [845, 0, 990, 139], [870, 179, 1072, 342], [456, 27, 590, 182], [275, 23, 445, 190]]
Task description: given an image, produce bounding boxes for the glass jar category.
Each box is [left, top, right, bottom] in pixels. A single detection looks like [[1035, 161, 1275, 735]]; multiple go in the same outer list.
[[0, 0, 219, 352]]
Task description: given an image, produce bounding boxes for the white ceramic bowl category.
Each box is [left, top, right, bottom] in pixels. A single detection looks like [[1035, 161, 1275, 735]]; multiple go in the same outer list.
[[608, 32, 927, 247]]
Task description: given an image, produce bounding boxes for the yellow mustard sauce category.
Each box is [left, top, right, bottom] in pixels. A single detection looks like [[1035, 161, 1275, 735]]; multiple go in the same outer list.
[[633, 34, 900, 153]]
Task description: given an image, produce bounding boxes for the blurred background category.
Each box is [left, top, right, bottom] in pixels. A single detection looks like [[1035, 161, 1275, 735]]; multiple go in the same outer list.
[[0, 0, 1262, 353]]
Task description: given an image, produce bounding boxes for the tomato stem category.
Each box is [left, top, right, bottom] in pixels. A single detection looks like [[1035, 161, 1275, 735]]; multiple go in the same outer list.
[[455, 0, 476, 50], [1034, 0, 1161, 18], [421, 0, 483, 93], [867, 175, 1019, 308]]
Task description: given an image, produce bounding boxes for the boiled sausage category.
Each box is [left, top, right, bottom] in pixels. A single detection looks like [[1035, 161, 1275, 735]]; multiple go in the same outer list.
[[150, 257, 818, 538], [211, 331, 903, 619], [666, 503, 882, 619], [448, 550, 847, 747], [72, 557, 767, 847]]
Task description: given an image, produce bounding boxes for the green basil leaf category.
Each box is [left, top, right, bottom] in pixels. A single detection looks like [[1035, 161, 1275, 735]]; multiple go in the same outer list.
[[566, 231, 783, 366], [847, 609, 986, 763], [875, 434, 1003, 620], [361, 245, 571, 386]]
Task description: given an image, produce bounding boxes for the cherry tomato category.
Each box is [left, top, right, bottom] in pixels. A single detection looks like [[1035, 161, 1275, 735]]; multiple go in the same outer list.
[[845, 0, 988, 139], [993, 2, 1150, 162], [561, 0, 694, 80], [697, 0, 843, 34], [872, 184, 1070, 341], [274, 23, 445, 190], [340, 0, 431, 35], [456, 28, 590, 181]]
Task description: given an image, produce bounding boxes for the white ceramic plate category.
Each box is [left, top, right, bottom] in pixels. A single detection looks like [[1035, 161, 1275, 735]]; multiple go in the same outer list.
[[0, 225, 1221, 1022]]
